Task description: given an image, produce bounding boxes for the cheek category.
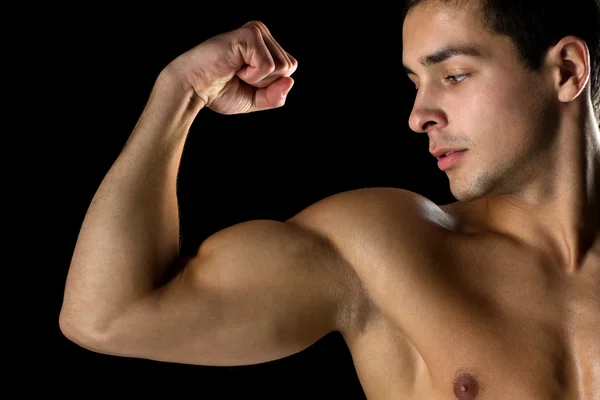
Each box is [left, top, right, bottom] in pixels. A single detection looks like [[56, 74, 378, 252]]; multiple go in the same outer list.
[[454, 79, 540, 152]]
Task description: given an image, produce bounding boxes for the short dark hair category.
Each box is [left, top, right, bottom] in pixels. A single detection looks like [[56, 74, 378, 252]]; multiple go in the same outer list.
[[402, 0, 600, 121]]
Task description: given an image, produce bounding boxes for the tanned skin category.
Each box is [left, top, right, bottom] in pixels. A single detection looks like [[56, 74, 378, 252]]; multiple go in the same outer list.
[[60, 2, 600, 398]]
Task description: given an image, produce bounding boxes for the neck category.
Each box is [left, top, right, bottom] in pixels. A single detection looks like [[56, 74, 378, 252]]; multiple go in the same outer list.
[[485, 108, 600, 273]]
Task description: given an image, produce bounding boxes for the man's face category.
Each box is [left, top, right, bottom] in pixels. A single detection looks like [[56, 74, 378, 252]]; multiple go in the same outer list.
[[402, 1, 558, 202]]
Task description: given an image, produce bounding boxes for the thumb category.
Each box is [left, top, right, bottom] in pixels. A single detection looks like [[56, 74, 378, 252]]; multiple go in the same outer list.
[[277, 76, 295, 97], [254, 76, 295, 111]]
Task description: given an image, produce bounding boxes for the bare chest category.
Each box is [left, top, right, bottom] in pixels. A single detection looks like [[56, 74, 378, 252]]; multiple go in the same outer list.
[[346, 231, 600, 400]]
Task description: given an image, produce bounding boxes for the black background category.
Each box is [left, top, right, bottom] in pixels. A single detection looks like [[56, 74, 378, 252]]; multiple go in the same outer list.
[[27, 2, 458, 398]]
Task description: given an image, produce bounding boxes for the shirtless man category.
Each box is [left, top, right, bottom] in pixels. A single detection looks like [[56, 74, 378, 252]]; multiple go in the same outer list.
[[59, 0, 600, 398]]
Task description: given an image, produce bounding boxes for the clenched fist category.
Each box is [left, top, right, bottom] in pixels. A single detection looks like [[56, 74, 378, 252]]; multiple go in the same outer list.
[[165, 20, 298, 115]]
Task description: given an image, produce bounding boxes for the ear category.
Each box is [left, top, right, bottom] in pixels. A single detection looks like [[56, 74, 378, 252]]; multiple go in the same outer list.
[[548, 36, 590, 103]]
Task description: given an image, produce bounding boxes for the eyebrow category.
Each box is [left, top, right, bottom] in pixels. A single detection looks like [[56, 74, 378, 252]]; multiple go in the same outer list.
[[403, 45, 483, 75]]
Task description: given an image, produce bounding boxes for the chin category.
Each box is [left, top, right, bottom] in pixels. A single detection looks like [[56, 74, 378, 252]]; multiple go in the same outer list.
[[449, 175, 493, 203]]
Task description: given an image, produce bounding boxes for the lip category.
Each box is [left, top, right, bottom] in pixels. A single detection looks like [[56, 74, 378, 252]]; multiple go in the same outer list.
[[437, 150, 467, 171], [430, 148, 468, 160]]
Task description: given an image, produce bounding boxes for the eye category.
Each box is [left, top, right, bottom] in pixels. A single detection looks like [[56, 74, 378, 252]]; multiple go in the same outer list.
[[445, 73, 470, 84]]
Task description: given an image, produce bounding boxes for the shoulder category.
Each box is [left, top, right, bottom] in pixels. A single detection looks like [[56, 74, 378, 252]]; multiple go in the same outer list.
[[288, 187, 453, 242], [286, 187, 453, 334]]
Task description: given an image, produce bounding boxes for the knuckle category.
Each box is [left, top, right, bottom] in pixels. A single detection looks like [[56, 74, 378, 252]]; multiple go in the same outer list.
[[248, 20, 266, 30], [242, 23, 261, 38], [273, 61, 289, 74], [243, 20, 265, 33], [278, 58, 296, 75], [236, 22, 261, 41], [265, 60, 276, 74]]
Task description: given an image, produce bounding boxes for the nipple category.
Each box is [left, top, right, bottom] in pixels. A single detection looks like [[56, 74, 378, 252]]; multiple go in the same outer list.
[[453, 372, 480, 399]]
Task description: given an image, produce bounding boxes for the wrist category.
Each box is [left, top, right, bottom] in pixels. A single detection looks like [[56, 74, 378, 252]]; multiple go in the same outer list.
[[155, 65, 205, 110], [137, 66, 205, 129], [126, 66, 205, 151]]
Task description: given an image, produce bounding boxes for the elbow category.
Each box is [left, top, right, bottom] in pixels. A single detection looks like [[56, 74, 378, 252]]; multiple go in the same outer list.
[[58, 310, 112, 353]]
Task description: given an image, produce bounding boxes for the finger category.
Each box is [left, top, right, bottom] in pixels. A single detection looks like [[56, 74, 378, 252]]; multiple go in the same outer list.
[[235, 23, 277, 85], [254, 22, 298, 77], [284, 52, 298, 76], [252, 76, 295, 112], [250, 23, 298, 88]]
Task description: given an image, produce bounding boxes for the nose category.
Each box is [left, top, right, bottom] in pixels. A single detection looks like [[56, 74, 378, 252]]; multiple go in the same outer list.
[[408, 90, 448, 133]]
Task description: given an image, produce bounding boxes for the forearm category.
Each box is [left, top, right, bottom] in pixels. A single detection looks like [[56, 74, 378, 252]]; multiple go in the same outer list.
[[60, 68, 204, 336]]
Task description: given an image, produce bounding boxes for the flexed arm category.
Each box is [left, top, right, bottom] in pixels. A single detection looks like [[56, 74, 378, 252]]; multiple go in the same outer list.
[[59, 21, 298, 340]]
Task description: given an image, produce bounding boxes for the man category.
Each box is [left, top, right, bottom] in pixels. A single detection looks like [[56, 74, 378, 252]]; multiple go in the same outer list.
[[59, 0, 599, 398]]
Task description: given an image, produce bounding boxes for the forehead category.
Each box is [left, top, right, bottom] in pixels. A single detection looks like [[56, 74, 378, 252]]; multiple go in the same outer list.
[[402, 2, 493, 64]]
